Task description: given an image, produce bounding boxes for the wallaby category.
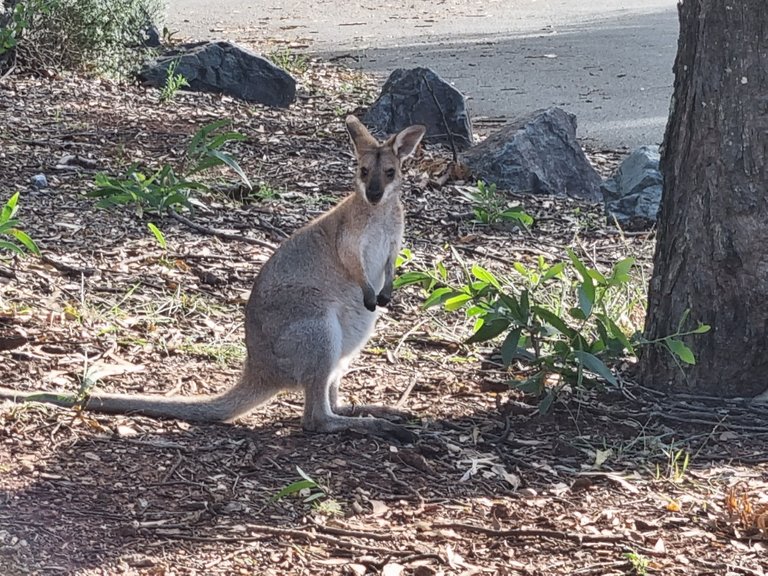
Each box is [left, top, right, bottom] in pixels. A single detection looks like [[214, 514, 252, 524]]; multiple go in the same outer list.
[[0, 116, 426, 443]]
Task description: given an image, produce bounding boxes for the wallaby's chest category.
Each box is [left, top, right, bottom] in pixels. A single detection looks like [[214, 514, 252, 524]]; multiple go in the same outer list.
[[360, 210, 400, 286]]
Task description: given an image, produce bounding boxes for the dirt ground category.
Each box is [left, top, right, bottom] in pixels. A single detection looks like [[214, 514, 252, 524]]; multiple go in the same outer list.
[[0, 60, 766, 576]]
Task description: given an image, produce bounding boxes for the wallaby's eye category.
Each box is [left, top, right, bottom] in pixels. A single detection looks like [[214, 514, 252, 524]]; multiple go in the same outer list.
[[385, 168, 396, 179], [360, 167, 369, 178]]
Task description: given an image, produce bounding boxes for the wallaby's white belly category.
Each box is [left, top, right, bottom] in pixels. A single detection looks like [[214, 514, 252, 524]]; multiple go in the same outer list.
[[361, 224, 390, 293]]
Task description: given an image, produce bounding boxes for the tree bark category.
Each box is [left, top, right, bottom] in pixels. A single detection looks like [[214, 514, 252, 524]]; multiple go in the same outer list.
[[641, 0, 768, 396]]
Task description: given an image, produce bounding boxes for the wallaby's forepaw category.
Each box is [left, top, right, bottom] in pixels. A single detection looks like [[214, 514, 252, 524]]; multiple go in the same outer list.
[[363, 285, 378, 312], [376, 292, 391, 307]]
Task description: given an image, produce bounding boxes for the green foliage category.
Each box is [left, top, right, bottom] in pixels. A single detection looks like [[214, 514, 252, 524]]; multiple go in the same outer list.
[[397, 248, 707, 412], [624, 551, 649, 576], [250, 183, 280, 202], [656, 446, 691, 483], [460, 181, 533, 228], [0, 0, 49, 56], [272, 466, 340, 514], [2, 0, 164, 77], [267, 46, 308, 75], [0, 192, 40, 257], [90, 120, 251, 215], [146, 222, 166, 249], [159, 58, 188, 103]]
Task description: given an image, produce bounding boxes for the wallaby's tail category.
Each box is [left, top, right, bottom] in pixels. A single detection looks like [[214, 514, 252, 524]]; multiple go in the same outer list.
[[0, 364, 274, 423]]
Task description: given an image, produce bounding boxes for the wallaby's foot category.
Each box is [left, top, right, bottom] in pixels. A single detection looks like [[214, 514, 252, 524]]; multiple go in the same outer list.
[[334, 403, 413, 422], [303, 414, 416, 443]]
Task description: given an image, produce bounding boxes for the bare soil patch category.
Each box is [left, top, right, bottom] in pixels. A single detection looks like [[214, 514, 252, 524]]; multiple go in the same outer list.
[[0, 63, 766, 575]]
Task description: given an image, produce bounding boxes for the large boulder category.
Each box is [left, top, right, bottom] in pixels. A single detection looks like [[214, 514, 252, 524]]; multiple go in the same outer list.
[[460, 107, 602, 201], [364, 67, 473, 150], [601, 145, 662, 230], [138, 41, 296, 108]]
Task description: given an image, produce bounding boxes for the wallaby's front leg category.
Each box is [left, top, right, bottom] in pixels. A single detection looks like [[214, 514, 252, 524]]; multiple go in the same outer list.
[[337, 228, 378, 311], [376, 253, 396, 308]]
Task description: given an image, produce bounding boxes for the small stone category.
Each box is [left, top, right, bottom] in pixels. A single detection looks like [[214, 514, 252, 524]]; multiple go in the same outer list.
[[31, 174, 48, 189]]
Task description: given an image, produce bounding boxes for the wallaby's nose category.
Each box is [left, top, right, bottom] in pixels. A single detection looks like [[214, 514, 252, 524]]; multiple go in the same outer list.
[[366, 178, 383, 204]]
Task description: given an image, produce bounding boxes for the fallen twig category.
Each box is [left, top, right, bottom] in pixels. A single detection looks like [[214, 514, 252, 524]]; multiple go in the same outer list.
[[168, 210, 277, 251]]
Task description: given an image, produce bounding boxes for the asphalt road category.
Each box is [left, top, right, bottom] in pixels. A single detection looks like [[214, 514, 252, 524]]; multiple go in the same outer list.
[[165, 0, 680, 150]]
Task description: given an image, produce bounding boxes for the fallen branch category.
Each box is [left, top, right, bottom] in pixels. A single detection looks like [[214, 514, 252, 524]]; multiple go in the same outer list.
[[435, 522, 661, 555], [168, 210, 277, 251], [153, 523, 412, 557]]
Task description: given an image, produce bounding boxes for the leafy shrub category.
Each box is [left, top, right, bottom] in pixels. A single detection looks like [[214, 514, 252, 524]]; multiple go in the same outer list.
[[1, 0, 164, 77], [159, 58, 188, 103], [0, 192, 40, 256], [90, 120, 251, 215], [396, 248, 708, 412], [460, 180, 533, 228]]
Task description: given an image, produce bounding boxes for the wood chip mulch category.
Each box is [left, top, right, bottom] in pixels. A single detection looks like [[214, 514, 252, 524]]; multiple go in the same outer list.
[[0, 60, 766, 576]]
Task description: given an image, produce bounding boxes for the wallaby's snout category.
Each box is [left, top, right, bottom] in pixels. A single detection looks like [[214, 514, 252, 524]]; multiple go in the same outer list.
[[360, 160, 390, 205], [345, 116, 427, 206]]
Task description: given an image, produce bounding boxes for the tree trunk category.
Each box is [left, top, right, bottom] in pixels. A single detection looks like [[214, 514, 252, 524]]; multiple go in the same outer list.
[[641, 0, 768, 396]]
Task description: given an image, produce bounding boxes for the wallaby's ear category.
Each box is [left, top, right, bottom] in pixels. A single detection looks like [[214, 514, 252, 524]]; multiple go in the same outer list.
[[392, 124, 427, 160], [345, 115, 378, 155]]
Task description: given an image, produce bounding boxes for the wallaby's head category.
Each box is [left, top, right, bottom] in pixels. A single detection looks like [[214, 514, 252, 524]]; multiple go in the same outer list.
[[345, 116, 426, 205]]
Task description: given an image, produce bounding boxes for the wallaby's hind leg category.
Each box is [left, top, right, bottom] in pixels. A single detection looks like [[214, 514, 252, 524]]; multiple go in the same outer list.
[[296, 321, 415, 443], [304, 375, 415, 443], [328, 361, 413, 422]]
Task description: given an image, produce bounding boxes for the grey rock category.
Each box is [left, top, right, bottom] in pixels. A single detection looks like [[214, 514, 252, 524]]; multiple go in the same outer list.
[[460, 107, 602, 201], [601, 145, 662, 230], [142, 24, 161, 48], [138, 41, 296, 108], [31, 174, 48, 189], [364, 67, 473, 150]]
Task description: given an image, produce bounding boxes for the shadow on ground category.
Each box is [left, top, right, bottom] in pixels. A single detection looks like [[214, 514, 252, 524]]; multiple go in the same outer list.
[[2, 386, 766, 575]]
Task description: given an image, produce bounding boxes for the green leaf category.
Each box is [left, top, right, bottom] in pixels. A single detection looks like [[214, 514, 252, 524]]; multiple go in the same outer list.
[[519, 289, 530, 322], [567, 248, 591, 281], [499, 293, 525, 325], [296, 466, 315, 484], [9, 229, 39, 256], [1, 191, 19, 222], [610, 257, 636, 285], [605, 316, 634, 354], [568, 307, 586, 321], [531, 306, 576, 338], [444, 292, 473, 311], [393, 271, 432, 288], [573, 351, 617, 385], [471, 264, 501, 289], [692, 323, 711, 334], [538, 391, 555, 415], [541, 262, 565, 282], [423, 286, 454, 309], [501, 209, 534, 227], [466, 318, 510, 344], [147, 223, 167, 250], [271, 479, 317, 501], [666, 338, 696, 365], [500, 327, 523, 367], [0, 239, 23, 254], [578, 276, 595, 318], [509, 375, 544, 395]]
